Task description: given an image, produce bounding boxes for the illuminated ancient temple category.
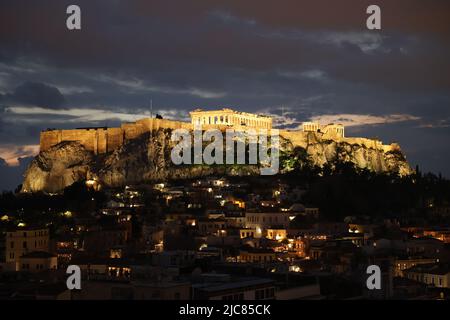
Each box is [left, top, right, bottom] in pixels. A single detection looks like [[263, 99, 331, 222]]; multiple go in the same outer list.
[[190, 108, 272, 129]]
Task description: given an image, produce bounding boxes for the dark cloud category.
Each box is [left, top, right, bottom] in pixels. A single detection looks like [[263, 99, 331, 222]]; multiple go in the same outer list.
[[7, 81, 66, 108], [1, 0, 449, 91], [0, 112, 4, 132]]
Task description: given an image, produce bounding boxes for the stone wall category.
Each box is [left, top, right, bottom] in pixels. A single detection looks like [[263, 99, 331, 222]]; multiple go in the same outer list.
[[279, 129, 390, 151], [40, 116, 279, 154], [40, 116, 391, 157], [39, 118, 193, 154]]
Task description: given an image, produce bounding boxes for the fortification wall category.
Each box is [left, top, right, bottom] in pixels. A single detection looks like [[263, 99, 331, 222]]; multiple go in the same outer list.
[[40, 118, 193, 154], [279, 129, 390, 151], [41, 118, 394, 157], [40, 117, 276, 154]]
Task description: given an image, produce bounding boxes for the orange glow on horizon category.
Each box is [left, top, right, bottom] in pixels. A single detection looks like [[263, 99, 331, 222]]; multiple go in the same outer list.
[[0, 144, 40, 166]]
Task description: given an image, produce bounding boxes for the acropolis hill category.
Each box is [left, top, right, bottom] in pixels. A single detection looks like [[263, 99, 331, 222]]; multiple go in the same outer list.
[[23, 108, 412, 193], [39, 108, 273, 154]]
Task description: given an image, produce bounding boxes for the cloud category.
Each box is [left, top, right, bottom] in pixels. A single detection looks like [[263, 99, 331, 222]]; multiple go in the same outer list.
[[53, 85, 93, 95], [95, 74, 227, 98], [319, 32, 386, 53], [309, 113, 421, 127], [0, 144, 39, 166], [5, 106, 190, 124], [202, 0, 450, 37], [417, 119, 450, 129], [7, 81, 66, 108], [279, 69, 327, 82]]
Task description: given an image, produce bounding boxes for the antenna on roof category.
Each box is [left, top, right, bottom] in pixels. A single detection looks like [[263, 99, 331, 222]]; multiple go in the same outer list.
[[149, 99, 153, 141], [150, 99, 153, 118]]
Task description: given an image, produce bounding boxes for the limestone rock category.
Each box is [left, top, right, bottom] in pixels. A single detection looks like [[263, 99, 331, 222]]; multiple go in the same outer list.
[[22, 141, 95, 193], [22, 128, 412, 193], [280, 131, 412, 175]]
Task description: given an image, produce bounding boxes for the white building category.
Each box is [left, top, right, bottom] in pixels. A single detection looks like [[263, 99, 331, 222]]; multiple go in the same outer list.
[[5, 227, 50, 271]]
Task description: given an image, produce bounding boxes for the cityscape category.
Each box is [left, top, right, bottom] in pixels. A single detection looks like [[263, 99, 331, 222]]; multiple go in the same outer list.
[[0, 0, 449, 305], [1, 108, 450, 300]]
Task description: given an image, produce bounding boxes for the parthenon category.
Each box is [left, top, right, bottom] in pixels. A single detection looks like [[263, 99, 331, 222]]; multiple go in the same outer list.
[[190, 108, 272, 129]]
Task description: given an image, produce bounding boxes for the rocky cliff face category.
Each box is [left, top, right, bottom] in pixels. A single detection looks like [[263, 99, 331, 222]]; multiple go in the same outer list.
[[280, 131, 412, 176], [21, 141, 94, 193], [22, 129, 412, 193]]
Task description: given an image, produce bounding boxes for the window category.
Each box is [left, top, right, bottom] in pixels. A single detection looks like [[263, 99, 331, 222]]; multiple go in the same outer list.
[[255, 289, 265, 300], [10, 241, 14, 249], [270, 288, 275, 298], [23, 241, 27, 249]]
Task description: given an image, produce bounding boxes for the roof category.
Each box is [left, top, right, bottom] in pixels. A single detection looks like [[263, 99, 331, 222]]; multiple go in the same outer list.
[[240, 247, 275, 254], [6, 226, 48, 232], [404, 263, 450, 275], [194, 277, 274, 293], [412, 237, 444, 244], [21, 251, 56, 259], [70, 256, 151, 267], [190, 108, 272, 119]]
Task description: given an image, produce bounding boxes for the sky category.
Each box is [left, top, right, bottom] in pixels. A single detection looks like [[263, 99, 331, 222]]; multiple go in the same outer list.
[[0, 0, 449, 191]]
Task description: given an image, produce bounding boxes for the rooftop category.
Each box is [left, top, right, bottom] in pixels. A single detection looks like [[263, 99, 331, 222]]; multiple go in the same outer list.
[[404, 263, 450, 275], [21, 251, 56, 259]]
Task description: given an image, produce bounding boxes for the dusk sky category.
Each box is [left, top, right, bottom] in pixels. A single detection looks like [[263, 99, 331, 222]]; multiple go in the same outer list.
[[0, 0, 449, 191]]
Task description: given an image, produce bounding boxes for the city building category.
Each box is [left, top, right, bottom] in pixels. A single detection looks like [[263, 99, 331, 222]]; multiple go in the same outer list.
[[238, 247, 276, 263], [18, 251, 57, 273], [4, 227, 50, 271], [192, 274, 276, 300], [245, 212, 290, 231], [404, 264, 450, 288]]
